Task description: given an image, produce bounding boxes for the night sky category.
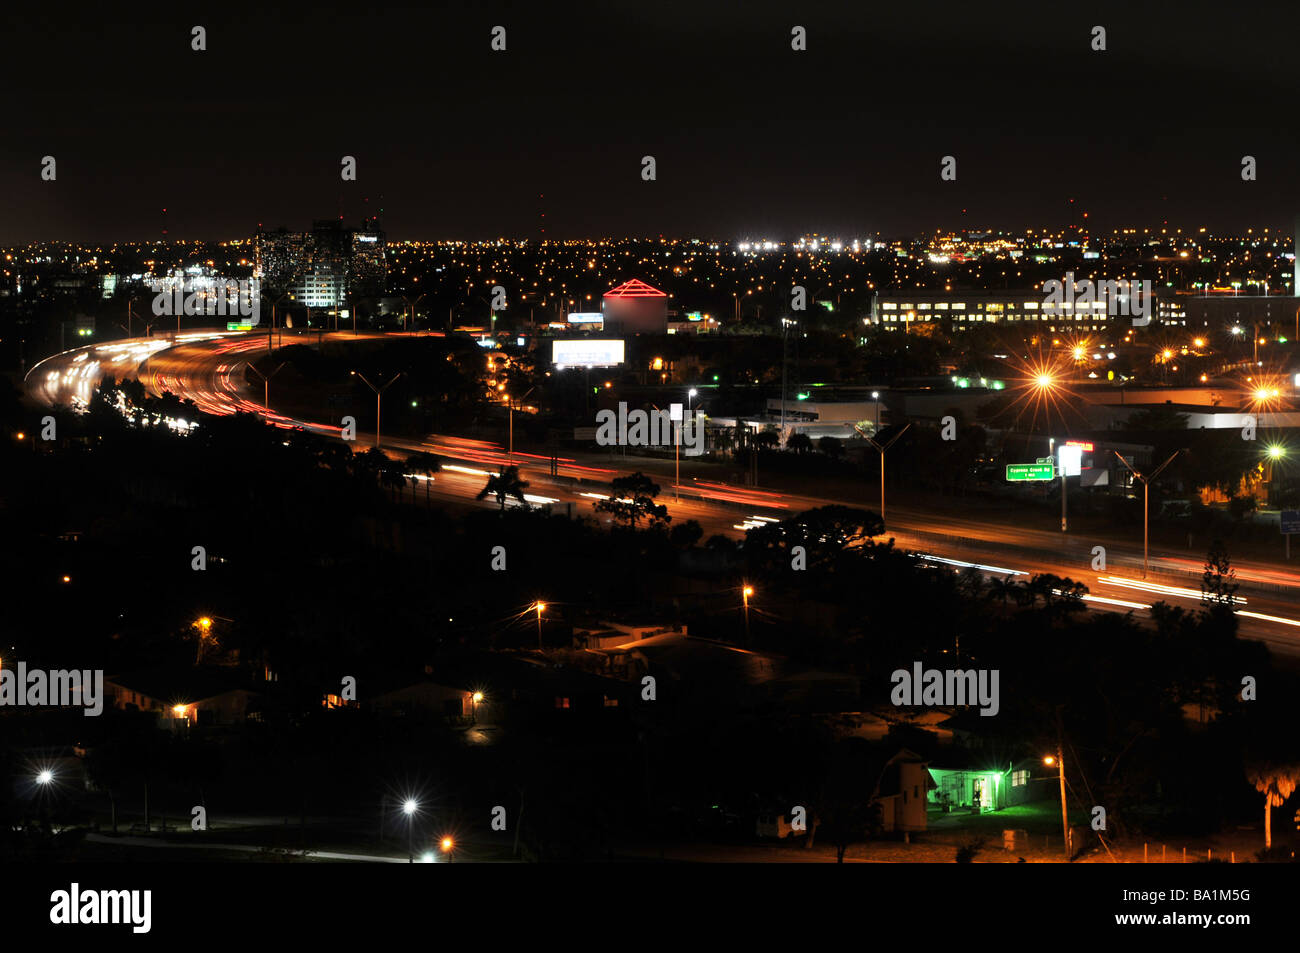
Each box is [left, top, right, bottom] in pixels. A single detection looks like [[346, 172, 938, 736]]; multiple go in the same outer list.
[[4, 0, 1299, 242]]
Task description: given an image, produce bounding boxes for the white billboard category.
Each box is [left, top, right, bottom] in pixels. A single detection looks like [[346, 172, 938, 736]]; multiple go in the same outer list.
[[552, 339, 625, 368], [567, 312, 604, 324], [1058, 444, 1082, 477]]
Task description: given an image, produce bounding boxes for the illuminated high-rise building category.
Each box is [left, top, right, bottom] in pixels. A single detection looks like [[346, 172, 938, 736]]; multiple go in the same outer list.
[[254, 218, 386, 298]]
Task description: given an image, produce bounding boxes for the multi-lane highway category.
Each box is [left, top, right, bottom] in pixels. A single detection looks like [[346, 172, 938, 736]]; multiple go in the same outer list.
[[26, 330, 1300, 655]]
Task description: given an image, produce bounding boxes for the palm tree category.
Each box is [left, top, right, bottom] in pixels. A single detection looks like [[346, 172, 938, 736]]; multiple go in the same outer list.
[[957, 565, 985, 600], [986, 576, 1016, 607], [477, 465, 529, 511], [1245, 762, 1300, 850], [405, 451, 443, 505], [381, 463, 409, 502], [354, 447, 388, 491]]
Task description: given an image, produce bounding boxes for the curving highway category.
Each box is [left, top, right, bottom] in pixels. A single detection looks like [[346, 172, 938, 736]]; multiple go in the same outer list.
[[25, 329, 1300, 656]]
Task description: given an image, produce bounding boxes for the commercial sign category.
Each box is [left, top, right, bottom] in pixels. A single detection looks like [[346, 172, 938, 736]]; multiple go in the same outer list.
[[552, 339, 625, 368], [1058, 444, 1083, 477]]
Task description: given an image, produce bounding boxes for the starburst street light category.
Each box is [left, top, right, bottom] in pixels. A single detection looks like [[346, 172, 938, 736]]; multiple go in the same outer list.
[[402, 798, 419, 863]]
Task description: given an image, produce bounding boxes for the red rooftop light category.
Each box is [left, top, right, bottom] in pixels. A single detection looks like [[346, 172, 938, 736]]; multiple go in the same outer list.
[[604, 279, 667, 298]]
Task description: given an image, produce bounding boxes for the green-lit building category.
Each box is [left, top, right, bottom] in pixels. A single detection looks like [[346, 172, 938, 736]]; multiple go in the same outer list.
[[928, 761, 1040, 814]]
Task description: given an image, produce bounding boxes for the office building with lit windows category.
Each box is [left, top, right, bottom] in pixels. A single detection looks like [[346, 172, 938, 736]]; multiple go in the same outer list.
[[869, 288, 1186, 332]]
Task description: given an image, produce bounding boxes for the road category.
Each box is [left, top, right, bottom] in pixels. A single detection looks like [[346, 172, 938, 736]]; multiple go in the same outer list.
[[25, 330, 1300, 655]]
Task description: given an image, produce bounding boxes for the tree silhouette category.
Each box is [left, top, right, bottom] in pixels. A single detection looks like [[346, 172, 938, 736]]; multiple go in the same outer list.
[[1244, 762, 1300, 850], [477, 466, 529, 510], [1201, 540, 1239, 608], [817, 436, 843, 458], [594, 472, 670, 528], [405, 451, 443, 505], [786, 432, 813, 454]]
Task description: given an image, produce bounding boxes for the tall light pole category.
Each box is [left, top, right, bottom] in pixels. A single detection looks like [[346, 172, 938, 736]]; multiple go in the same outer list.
[[534, 601, 545, 649], [402, 293, 426, 335], [1044, 752, 1070, 859], [471, 691, 484, 726], [855, 423, 910, 529], [741, 585, 753, 646], [871, 391, 880, 431], [402, 799, 418, 864], [1264, 444, 1286, 507], [1113, 450, 1180, 577], [780, 318, 794, 442], [245, 362, 285, 410], [352, 371, 403, 448], [509, 386, 536, 464], [271, 293, 290, 350]]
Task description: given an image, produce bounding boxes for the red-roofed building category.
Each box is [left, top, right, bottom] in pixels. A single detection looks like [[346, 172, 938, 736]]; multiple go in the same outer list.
[[602, 279, 668, 334]]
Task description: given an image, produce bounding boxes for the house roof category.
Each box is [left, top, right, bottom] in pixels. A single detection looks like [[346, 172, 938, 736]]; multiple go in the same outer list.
[[105, 667, 263, 705], [604, 279, 667, 298]]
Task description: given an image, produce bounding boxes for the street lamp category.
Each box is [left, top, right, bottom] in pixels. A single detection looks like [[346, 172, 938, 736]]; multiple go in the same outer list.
[[471, 691, 484, 726], [1113, 450, 1180, 577], [534, 601, 545, 649], [245, 362, 285, 411], [1264, 445, 1286, 507], [351, 371, 403, 448], [1044, 753, 1070, 859], [854, 423, 910, 529], [440, 836, 455, 863], [402, 293, 426, 335], [37, 770, 53, 785], [403, 798, 418, 863], [741, 585, 753, 646], [508, 386, 536, 464]]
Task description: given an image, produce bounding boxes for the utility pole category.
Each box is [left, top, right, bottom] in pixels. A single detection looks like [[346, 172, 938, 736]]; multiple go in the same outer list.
[[780, 319, 790, 443], [1054, 747, 1070, 859], [1061, 465, 1068, 532], [741, 585, 753, 647], [1113, 450, 1180, 577]]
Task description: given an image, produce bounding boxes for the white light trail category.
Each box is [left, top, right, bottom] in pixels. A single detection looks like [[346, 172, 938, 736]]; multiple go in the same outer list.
[[1097, 575, 1247, 605]]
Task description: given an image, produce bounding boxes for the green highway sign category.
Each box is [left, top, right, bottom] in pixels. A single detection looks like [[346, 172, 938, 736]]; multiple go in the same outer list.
[[1006, 463, 1055, 482]]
